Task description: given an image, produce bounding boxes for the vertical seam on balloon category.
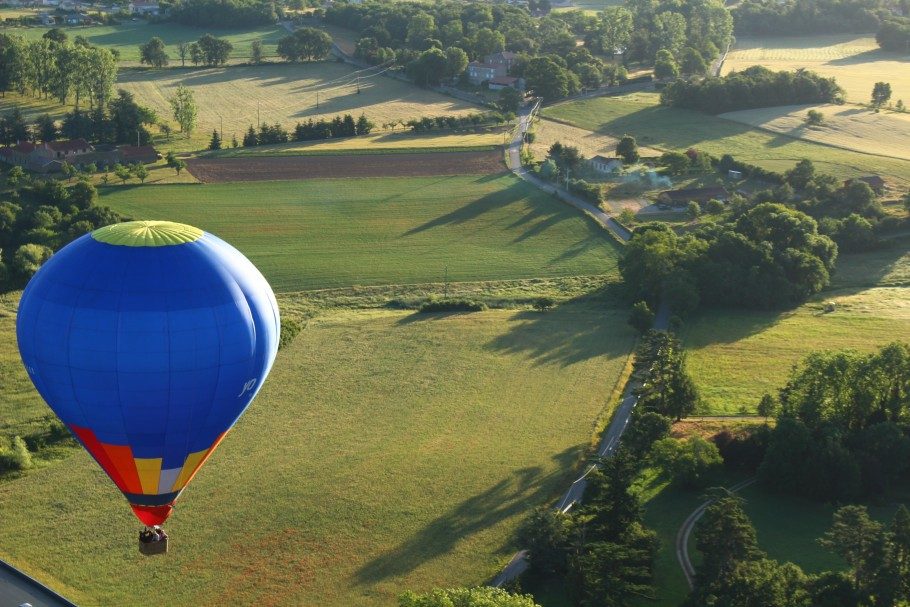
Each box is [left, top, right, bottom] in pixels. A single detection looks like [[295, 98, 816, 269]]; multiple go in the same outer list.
[[112, 247, 132, 472], [161, 248, 172, 497]]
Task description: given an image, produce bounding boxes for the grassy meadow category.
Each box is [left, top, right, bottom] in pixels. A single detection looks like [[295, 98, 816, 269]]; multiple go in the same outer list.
[[530, 118, 662, 164], [116, 62, 481, 151], [719, 103, 910, 162], [543, 92, 910, 185], [682, 236, 910, 415], [97, 174, 620, 292], [723, 35, 910, 105], [7, 20, 288, 63], [0, 298, 638, 606]]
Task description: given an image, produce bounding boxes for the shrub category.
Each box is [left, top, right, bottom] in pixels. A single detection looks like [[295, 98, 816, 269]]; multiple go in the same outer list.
[[279, 318, 302, 351], [652, 436, 723, 488], [629, 301, 654, 333], [418, 299, 487, 313], [0, 436, 33, 471]]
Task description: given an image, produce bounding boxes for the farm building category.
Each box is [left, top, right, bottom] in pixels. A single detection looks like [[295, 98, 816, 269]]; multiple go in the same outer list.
[[0, 140, 159, 173], [589, 155, 622, 174], [488, 76, 523, 91], [844, 175, 886, 194], [658, 186, 728, 206]]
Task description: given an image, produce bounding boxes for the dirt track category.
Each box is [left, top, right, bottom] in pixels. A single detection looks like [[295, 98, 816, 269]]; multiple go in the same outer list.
[[186, 150, 505, 182]]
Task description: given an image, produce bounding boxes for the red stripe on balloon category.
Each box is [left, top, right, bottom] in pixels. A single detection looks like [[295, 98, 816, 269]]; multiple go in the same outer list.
[[98, 443, 143, 494], [69, 424, 130, 493], [181, 431, 229, 489]]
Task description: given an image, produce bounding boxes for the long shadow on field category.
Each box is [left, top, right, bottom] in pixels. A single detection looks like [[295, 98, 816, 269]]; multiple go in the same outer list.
[[403, 181, 577, 239], [353, 446, 579, 585], [485, 295, 635, 367]]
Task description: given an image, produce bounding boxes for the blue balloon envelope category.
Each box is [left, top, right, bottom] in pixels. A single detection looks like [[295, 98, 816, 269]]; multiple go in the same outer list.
[[16, 221, 280, 526]]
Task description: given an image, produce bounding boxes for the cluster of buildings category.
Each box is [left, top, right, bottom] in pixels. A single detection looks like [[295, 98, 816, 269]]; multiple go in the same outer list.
[[0, 139, 158, 173], [466, 51, 524, 91], [8, 0, 161, 25]]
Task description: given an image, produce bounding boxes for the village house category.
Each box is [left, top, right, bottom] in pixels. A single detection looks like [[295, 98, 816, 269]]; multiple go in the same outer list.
[[589, 155, 622, 174], [128, 0, 160, 14], [657, 186, 728, 207], [0, 139, 159, 173], [466, 51, 521, 89]]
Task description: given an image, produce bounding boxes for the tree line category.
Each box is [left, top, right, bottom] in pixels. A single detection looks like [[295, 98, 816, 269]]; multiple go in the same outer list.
[[877, 16, 910, 52], [732, 0, 889, 36], [168, 0, 279, 28], [326, 0, 732, 100], [0, 31, 117, 110], [660, 66, 844, 115], [237, 113, 375, 147]]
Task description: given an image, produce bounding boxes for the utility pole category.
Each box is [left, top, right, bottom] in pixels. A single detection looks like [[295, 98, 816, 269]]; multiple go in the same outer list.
[[316, 91, 319, 110], [356, 76, 360, 94], [257, 100, 260, 129]]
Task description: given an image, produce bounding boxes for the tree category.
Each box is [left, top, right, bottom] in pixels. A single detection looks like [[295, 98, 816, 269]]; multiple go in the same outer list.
[[680, 47, 707, 76], [139, 37, 169, 68], [757, 393, 778, 420], [277, 28, 332, 62], [520, 507, 573, 576], [588, 7, 633, 56], [197, 34, 233, 67], [616, 134, 639, 164], [660, 151, 689, 175], [173, 159, 187, 175], [243, 125, 258, 147], [189, 42, 202, 66], [444, 46, 468, 79], [523, 56, 577, 100], [472, 28, 505, 58], [574, 63, 603, 90], [652, 437, 722, 488], [653, 49, 679, 80], [43, 28, 67, 44], [653, 11, 687, 56], [785, 159, 816, 190], [131, 163, 148, 183], [177, 41, 189, 67], [806, 109, 824, 126], [398, 587, 541, 607], [114, 163, 131, 184], [871, 82, 892, 109], [497, 87, 522, 114], [7, 166, 25, 188], [13, 243, 53, 278], [687, 200, 701, 219], [169, 85, 197, 137], [250, 39, 263, 65], [35, 113, 57, 142], [694, 493, 763, 587], [355, 114, 374, 135], [629, 300, 654, 333], [407, 48, 448, 86], [209, 129, 222, 150], [406, 12, 436, 48]]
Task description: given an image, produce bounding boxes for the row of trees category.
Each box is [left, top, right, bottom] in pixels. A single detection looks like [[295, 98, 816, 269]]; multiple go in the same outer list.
[[405, 111, 510, 133], [0, 32, 117, 109], [660, 66, 845, 115], [688, 491, 910, 606], [732, 0, 888, 36], [169, 0, 279, 28], [141, 33, 234, 68], [238, 113, 374, 147], [877, 16, 910, 52]]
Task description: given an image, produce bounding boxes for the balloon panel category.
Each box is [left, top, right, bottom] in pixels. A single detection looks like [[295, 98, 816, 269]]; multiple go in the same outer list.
[[17, 224, 280, 525]]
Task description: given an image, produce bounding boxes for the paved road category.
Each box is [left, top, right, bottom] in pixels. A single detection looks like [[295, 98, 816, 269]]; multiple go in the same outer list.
[[675, 478, 757, 589], [0, 560, 76, 607]]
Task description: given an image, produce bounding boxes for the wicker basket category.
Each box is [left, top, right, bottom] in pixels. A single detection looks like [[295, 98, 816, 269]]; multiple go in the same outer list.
[[139, 536, 168, 556]]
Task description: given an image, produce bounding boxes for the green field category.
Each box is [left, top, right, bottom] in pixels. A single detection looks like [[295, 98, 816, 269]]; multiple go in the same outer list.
[[723, 35, 910, 105], [683, 236, 910, 414], [8, 20, 287, 63], [543, 92, 910, 185], [97, 174, 621, 292], [0, 298, 637, 606]]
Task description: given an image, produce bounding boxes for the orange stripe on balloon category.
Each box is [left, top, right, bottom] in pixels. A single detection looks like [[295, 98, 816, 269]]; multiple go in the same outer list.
[[99, 443, 143, 494], [180, 431, 228, 491], [69, 424, 130, 493]]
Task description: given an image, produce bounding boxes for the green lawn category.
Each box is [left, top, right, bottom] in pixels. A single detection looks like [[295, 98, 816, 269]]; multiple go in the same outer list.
[[682, 236, 910, 414], [98, 174, 621, 292], [543, 92, 910, 186], [7, 21, 287, 62], [0, 300, 637, 606]]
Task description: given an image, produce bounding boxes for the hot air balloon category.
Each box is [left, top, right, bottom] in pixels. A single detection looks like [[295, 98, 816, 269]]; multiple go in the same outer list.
[[16, 221, 280, 552]]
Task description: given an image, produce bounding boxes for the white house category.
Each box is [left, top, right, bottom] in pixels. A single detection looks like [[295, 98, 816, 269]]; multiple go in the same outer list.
[[590, 155, 622, 174]]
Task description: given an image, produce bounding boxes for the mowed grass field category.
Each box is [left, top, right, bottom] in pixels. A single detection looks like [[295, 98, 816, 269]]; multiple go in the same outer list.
[[0, 299, 638, 606], [530, 118, 663, 163], [7, 20, 287, 62], [720, 104, 910, 161], [682, 237, 910, 414], [543, 92, 910, 185], [116, 62, 481, 151], [723, 35, 910, 105], [97, 174, 621, 292]]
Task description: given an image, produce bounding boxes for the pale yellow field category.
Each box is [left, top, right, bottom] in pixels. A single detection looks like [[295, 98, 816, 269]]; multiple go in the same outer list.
[[723, 35, 910, 104], [530, 118, 663, 162], [116, 62, 481, 150], [720, 104, 910, 161], [209, 130, 508, 157]]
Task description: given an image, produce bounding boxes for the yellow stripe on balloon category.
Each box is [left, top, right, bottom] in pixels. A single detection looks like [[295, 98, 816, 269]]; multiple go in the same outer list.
[[133, 458, 162, 495], [171, 449, 208, 492]]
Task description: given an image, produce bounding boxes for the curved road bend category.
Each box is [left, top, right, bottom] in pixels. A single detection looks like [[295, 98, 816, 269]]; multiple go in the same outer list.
[[676, 478, 758, 589]]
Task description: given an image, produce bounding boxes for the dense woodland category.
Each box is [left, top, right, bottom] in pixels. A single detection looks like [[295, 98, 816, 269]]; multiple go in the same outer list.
[[167, 0, 280, 27], [660, 66, 844, 114], [731, 0, 902, 36]]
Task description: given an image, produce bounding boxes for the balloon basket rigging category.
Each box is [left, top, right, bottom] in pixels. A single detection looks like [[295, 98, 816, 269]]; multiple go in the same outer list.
[[138, 528, 168, 556]]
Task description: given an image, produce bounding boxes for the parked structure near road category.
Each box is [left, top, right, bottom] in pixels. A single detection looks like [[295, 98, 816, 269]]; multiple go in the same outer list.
[[0, 140, 159, 173], [590, 155, 622, 174], [467, 52, 523, 90], [658, 186, 728, 206]]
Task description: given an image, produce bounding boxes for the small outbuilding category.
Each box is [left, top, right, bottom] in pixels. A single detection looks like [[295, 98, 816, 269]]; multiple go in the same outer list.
[[589, 155, 622, 174]]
